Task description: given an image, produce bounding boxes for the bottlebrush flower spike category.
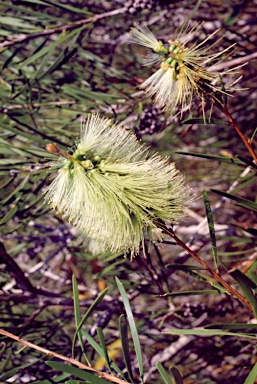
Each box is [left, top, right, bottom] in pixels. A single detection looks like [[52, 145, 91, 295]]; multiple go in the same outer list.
[[45, 114, 190, 256], [129, 23, 235, 113]]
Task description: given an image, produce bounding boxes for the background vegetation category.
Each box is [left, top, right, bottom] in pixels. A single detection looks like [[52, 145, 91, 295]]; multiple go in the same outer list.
[[0, 1, 257, 383]]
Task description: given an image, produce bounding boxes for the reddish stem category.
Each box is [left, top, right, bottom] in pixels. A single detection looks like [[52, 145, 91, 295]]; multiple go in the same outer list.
[[221, 104, 257, 164], [0, 328, 129, 384], [160, 225, 252, 311]]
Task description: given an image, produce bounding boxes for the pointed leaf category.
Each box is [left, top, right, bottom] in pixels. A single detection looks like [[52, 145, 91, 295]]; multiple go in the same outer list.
[[244, 362, 257, 384], [116, 277, 144, 381], [230, 269, 257, 318], [176, 151, 243, 164], [164, 328, 257, 339], [202, 189, 218, 271], [46, 361, 111, 384], [72, 275, 89, 364], [119, 314, 134, 383], [96, 327, 112, 374], [211, 189, 257, 212], [156, 362, 173, 384], [72, 287, 109, 358]]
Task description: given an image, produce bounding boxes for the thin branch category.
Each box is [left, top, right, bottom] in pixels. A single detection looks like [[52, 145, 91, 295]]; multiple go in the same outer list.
[[0, 8, 127, 50], [159, 226, 252, 311], [0, 242, 36, 293], [1, 100, 75, 112], [0, 328, 129, 384], [221, 104, 257, 164]]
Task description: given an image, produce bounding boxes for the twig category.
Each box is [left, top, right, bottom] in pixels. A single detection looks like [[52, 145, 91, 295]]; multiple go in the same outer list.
[[0, 242, 70, 299], [221, 104, 257, 164], [159, 226, 252, 311], [0, 328, 129, 384], [0, 8, 127, 50], [1, 100, 75, 112], [0, 242, 36, 293]]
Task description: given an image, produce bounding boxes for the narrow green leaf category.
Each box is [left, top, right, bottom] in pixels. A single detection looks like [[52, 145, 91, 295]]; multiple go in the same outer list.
[[72, 275, 89, 364], [1, 175, 30, 205], [46, 361, 111, 384], [205, 323, 257, 330], [115, 277, 144, 381], [0, 348, 12, 375], [96, 328, 112, 374], [0, 359, 41, 380], [38, 0, 93, 15], [34, 26, 86, 80], [21, 27, 84, 67], [243, 362, 257, 384], [162, 290, 219, 297], [32, 372, 70, 383], [211, 189, 257, 212], [156, 362, 173, 384], [236, 155, 257, 169], [167, 266, 228, 294], [0, 205, 18, 225], [176, 151, 243, 164], [72, 287, 109, 358], [248, 271, 257, 287], [119, 314, 134, 384], [250, 127, 257, 143], [230, 269, 257, 318], [202, 189, 218, 271], [82, 332, 125, 379], [164, 328, 257, 339], [0, 16, 39, 31], [62, 84, 121, 102]]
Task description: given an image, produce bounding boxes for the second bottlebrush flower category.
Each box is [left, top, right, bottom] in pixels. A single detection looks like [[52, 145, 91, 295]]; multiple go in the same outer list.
[[129, 23, 234, 113]]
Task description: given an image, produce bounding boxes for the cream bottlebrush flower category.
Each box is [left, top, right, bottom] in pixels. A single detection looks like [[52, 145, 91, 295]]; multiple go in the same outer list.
[[45, 114, 189, 256], [129, 23, 234, 112]]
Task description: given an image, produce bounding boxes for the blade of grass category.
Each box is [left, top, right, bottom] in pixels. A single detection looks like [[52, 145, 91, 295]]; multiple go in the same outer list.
[[0, 359, 42, 380], [119, 314, 134, 384], [202, 189, 218, 271], [243, 362, 257, 384], [230, 269, 257, 318], [156, 362, 173, 384], [72, 275, 90, 364], [72, 287, 109, 359], [161, 290, 219, 297], [211, 189, 257, 211], [96, 327, 112, 374], [115, 277, 144, 382], [46, 361, 111, 384], [164, 328, 257, 339], [176, 151, 243, 164], [82, 331, 125, 379]]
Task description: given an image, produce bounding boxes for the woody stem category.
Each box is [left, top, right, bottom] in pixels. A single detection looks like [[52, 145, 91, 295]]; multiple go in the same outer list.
[[220, 104, 257, 164], [160, 225, 252, 311]]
